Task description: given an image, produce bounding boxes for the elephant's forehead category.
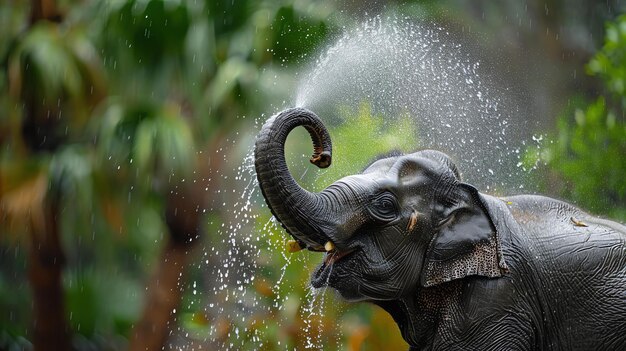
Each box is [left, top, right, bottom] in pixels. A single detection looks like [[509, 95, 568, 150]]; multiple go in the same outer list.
[[334, 174, 395, 192], [363, 155, 401, 174], [332, 154, 448, 194], [335, 174, 376, 186], [366, 154, 445, 176]]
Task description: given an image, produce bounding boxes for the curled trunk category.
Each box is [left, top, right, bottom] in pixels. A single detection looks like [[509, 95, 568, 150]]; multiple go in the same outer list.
[[254, 108, 332, 250]]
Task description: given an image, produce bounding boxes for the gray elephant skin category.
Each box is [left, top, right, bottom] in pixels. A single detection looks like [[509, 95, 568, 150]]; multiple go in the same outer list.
[[254, 107, 626, 350]]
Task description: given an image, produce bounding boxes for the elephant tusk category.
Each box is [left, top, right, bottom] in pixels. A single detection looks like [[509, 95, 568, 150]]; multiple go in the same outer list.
[[499, 197, 513, 205], [407, 211, 418, 232], [325, 241, 335, 252], [571, 217, 588, 227], [286, 240, 303, 253]]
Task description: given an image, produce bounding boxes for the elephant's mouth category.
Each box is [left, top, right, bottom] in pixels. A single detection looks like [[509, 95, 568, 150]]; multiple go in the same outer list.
[[323, 248, 357, 265], [311, 247, 359, 288]]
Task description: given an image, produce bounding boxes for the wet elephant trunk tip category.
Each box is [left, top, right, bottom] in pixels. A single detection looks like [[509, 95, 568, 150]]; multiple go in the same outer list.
[[311, 149, 332, 168]]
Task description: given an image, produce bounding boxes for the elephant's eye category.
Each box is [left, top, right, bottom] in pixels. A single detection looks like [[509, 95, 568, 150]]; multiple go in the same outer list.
[[368, 192, 399, 223]]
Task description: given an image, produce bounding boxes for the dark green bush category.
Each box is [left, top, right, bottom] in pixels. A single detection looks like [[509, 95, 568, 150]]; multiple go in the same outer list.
[[526, 16, 626, 221]]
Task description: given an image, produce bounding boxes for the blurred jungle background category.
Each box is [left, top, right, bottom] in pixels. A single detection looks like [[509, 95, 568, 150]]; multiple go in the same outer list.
[[1, 0, 625, 350]]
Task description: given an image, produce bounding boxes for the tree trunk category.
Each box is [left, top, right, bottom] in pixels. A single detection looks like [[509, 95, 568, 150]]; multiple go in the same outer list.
[[29, 0, 61, 24], [27, 197, 71, 351], [24, 1, 70, 349], [128, 136, 223, 350], [128, 174, 207, 350], [127, 238, 192, 351]]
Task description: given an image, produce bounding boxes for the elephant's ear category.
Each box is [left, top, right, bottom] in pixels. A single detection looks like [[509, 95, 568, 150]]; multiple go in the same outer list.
[[421, 183, 505, 287]]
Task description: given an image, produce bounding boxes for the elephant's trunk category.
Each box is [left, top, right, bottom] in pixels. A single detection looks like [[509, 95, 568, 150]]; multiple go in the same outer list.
[[254, 107, 332, 250]]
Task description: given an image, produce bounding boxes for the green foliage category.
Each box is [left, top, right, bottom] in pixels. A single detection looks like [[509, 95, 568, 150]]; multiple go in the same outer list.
[[587, 14, 626, 99], [98, 100, 195, 185], [64, 270, 143, 338], [209, 0, 254, 35], [0, 248, 30, 338], [0, 0, 344, 349], [104, 0, 191, 67], [526, 16, 626, 221], [6, 22, 104, 149], [12, 24, 83, 100]]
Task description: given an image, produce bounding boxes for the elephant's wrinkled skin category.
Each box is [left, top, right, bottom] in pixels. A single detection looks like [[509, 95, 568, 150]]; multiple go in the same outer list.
[[254, 108, 626, 350]]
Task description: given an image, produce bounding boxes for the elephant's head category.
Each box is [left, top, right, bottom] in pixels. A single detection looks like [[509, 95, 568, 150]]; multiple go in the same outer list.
[[255, 108, 506, 301]]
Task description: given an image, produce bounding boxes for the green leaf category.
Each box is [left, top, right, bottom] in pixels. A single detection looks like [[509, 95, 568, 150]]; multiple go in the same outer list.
[[133, 118, 157, 173]]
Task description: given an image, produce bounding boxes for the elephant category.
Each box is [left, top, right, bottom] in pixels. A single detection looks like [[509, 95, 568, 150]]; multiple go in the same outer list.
[[254, 107, 626, 350]]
